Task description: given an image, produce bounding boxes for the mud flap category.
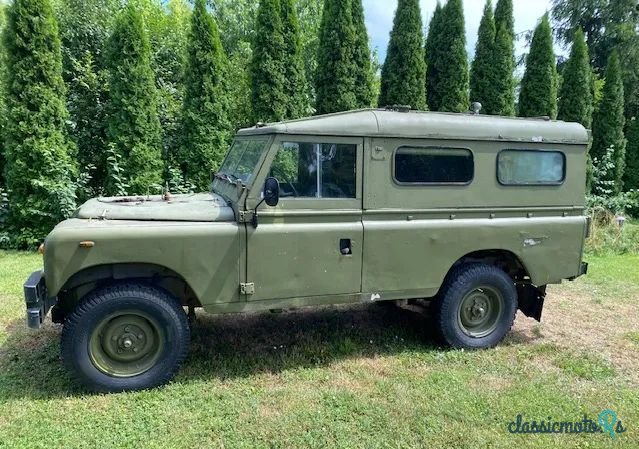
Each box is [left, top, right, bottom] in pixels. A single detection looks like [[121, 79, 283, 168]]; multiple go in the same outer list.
[[516, 283, 546, 322]]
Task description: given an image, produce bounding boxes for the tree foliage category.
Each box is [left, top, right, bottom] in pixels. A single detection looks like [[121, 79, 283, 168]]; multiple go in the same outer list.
[[281, 0, 310, 118], [0, 4, 7, 186], [179, 0, 230, 190], [251, 0, 287, 123], [434, 0, 469, 112], [315, 0, 357, 114], [551, 0, 639, 119], [105, 3, 163, 195], [350, 0, 374, 108], [315, 0, 373, 114], [2, 0, 77, 247], [624, 116, 639, 190], [470, 1, 496, 114], [425, 2, 444, 111], [57, 0, 120, 196], [519, 14, 557, 118], [378, 0, 426, 110], [591, 52, 626, 192], [557, 29, 593, 127], [492, 0, 515, 115]]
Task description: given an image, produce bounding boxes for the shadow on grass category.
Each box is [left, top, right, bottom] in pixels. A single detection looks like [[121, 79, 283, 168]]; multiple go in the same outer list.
[[0, 303, 440, 399]]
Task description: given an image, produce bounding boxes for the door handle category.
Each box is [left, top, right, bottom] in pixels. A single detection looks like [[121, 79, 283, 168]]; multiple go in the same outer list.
[[339, 238, 352, 256]]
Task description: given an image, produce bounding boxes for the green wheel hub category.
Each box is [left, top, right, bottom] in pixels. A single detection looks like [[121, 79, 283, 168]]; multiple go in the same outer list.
[[457, 286, 504, 338], [89, 311, 164, 377]]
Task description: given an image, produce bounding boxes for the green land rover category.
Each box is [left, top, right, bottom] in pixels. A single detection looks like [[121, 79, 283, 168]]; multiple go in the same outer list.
[[24, 109, 590, 392]]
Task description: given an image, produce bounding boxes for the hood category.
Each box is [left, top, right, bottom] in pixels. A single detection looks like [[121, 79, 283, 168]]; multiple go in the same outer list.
[[75, 192, 235, 222]]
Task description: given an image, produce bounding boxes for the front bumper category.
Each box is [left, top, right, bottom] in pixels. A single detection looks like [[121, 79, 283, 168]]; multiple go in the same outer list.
[[24, 270, 54, 329]]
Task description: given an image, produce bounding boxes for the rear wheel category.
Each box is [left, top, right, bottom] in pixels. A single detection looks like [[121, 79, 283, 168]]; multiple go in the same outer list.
[[61, 283, 190, 392], [434, 264, 517, 349]]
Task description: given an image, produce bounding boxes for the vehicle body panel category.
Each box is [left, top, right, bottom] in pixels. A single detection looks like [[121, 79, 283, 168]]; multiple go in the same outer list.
[[44, 219, 240, 306], [30, 109, 590, 326]]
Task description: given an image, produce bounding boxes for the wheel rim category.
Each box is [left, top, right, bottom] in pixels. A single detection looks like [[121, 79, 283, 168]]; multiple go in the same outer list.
[[457, 286, 504, 338], [89, 311, 164, 378]]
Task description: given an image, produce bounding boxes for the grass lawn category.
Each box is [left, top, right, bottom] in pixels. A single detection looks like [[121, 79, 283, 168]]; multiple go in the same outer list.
[[0, 251, 638, 448]]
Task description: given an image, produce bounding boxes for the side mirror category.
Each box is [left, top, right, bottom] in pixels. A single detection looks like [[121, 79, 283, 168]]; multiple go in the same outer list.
[[263, 177, 280, 207]]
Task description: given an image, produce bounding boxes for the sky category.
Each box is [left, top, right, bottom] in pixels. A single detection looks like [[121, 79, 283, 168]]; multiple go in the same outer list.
[[363, 0, 564, 64]]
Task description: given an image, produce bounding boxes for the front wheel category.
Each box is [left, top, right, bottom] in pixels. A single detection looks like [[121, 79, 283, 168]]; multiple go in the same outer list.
[[434, 264, 517, 349], [61, 283, 190, 392]]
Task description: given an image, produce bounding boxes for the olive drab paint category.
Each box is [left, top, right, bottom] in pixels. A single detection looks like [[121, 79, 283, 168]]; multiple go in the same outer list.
[[38, 109, 589, 316]]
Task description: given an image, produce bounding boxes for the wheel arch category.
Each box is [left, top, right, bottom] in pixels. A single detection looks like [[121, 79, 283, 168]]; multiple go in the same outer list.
[[447, 249, 531, 285], [53, 263, 201, 323]]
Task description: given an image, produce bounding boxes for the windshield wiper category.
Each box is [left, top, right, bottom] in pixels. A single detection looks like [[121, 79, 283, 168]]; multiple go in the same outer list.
[[215, 172, 244, 186]]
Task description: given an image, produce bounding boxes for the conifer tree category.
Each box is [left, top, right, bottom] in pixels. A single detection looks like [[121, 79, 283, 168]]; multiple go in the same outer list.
[[493, 0, 515, 115], [591, 52, 626, 192], [251, 0, 287, 123], [0, 4, 6, 186], [180, 0, 230, 190], [436, 0, 469, 112], [470, 1, 496, 114], [518, 14, 557, 118], [557, 29, 592, 127], [351, 0, 374, 108], [379, 0, 426, 110], [3, 0, 77, 246], [494, 0, 514, 41], [425, 2, 444, 111], [281, 0, 309, 119], [105, 3, 163, 195], [624, 116, 639, 190], [315, 0, 357, 114]]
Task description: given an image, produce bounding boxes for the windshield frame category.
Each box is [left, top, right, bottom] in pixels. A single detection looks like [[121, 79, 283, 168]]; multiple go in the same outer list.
[[212, 135, 274, 202]]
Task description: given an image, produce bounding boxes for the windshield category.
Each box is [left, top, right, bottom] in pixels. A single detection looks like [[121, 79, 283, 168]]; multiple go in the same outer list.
[[217, 137, 270, 183]]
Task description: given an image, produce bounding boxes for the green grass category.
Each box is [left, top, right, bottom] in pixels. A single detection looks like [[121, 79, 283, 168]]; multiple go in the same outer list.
[[1, 251, 638, 448]]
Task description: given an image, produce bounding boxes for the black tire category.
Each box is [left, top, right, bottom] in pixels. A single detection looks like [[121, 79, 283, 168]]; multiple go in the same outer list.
[[61, 283, 190, 393], [434, 264, 517, 349]]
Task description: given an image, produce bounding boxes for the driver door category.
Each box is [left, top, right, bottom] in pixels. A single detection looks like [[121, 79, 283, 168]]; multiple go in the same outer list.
[[245, 136, 364, 302]]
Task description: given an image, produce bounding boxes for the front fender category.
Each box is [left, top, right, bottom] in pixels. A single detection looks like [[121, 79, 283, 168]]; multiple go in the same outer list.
[[44, 219, 240, 306]]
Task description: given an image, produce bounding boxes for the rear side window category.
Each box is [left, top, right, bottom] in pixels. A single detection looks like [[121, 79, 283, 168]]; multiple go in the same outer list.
[[394, 147, 474, 184], [498, 150, 565, 185]]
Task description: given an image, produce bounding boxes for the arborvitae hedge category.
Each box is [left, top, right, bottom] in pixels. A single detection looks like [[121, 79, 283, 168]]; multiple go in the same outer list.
[[518, 14, 557, 119], [105, 3, 163, 195], [470, 1, 496, 114], [425, 2, 444, 111], [351, 0, 374, 108], [281, 0, 309, 119], [624, 116, 639, 190], [315, 0, 357, 114], [557, 29, 592, 127], [592, 52, 626, 192], [251, 0, 287, 123], [379, 0, 426, 110], [2, 0, 77, 247], [492, 0, 515, 115], [436, 0, 469, 112], [180, 0, 230, 190]]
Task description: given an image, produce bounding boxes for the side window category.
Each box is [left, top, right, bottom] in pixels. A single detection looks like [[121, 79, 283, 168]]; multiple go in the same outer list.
[[394, 147, 474, 184], [498, 150, 565, 185], [269, 141, 357, 198]]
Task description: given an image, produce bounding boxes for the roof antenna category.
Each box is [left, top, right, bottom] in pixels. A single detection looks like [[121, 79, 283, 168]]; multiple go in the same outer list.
[[471, 102, 482, 115]]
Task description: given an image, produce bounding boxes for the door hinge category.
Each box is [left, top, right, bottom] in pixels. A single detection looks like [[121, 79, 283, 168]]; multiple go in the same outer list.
[[240, 282, 255, 295], [238, 210, 253, 223]]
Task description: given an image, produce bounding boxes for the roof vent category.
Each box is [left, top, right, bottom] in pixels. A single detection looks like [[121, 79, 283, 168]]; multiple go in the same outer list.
[[385, 104, 412, 113], [470, 102, 482, 115], [255, 122, 266, 128]]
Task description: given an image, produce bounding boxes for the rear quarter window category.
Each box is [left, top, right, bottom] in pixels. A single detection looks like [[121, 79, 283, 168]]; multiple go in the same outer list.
[[394, 147, 474, 184], [497, 150, 566, 185]]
